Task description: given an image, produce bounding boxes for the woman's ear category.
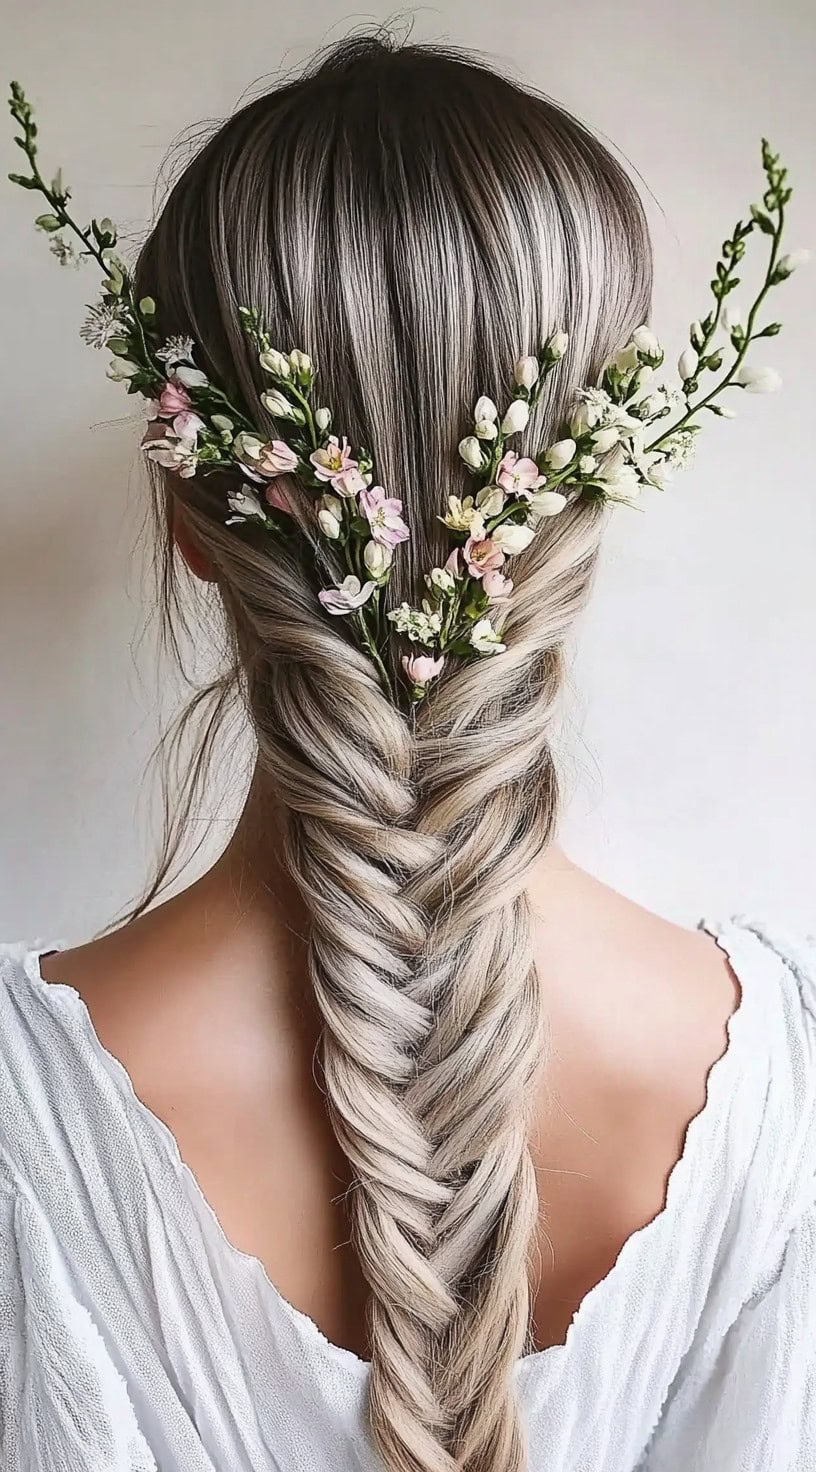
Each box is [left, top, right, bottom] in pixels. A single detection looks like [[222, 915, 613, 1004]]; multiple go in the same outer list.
[[172, 500, 217, 583]]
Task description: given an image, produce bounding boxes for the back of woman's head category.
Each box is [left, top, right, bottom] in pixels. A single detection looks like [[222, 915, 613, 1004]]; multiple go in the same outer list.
[[136, 34, 651, 1472]]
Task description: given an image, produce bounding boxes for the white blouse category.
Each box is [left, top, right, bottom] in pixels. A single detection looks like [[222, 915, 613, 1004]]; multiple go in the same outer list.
[[0, 917, 815, 1471]]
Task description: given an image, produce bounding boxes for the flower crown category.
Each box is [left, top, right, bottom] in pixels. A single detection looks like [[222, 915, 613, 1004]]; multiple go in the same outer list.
[[8, 82, 808, 707]]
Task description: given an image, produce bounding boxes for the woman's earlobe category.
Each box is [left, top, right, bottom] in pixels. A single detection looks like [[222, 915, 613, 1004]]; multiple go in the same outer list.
[[172, 502, 217, 583]]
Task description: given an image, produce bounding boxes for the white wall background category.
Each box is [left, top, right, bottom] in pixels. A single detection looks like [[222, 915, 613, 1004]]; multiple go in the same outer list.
[[1, 0, 814, 942]]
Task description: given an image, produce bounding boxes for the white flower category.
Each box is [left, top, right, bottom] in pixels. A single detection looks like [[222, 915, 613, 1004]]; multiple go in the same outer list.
[[474, 395, 498, 423], [387, 604, 443, 643], [735, 364, 782, 394], [776, 249, 811, 277], [441, 495, 484, 535], [145, 433, 199, 478], [289, 350, 314, 378], [591, 426, 620, 453], [546, 330, 569, 360], [363, 540, 393, 578], [318, 575, 376, 615], [492, 522, 536, 555], [156, 335, 195, 366], [262, 389, 303, 422], [722, 302, 743, 332], [315, 407, 331, 432], [426, 566, 456, 595], [475, 484, 506, 517], [475, 418, 499, 440], [612, 342, 639, 375], [317, 507, 342, 539], [501, 399, 530, 434], [233, 432, 264, 465], [544, 438, 576, 471], [599, 461, 643, 500], [173, 364, 209, 389], [632, 325, 661, 357], [528, 489, 567, 519], [470, 618, 506, 655], [678, 347, 698, 381], [458, 435, 485, 469], [80, 300, 126, 349], [106, 357, 139, 381], [259, 349, 291, 378], [578, 454, 597, 475], [571, 388, 641, 438], [225, 486, 266, 524], [514, 355, 540, 388], [49, 235, 80, 267]]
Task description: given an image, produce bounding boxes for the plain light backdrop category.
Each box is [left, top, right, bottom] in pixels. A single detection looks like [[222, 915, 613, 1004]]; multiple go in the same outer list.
[[1, 0, 814, 942]]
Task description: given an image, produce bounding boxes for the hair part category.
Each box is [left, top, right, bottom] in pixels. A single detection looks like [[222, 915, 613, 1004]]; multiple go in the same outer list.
[[135, 32, 651, 1472]]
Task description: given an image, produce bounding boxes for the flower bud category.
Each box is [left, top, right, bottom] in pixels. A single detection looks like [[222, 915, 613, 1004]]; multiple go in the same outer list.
[[315, 407, 331, 432], [458, 435, 485, 469], [775, 249, 811, 278], [546, 330, 569, 360], [735, 364, 782, 394], [492, 522, 536, 555], [317, 507, 342, 539], [678, 347, 698, 381], [262, 389, 304, 423], [427, 566, 456, 595], [475, 418, 499, 440], [544, 438, 576, 471], [364, 540, 393, 577], [475, 484, 505, 518], [501, 399, 530, 435], [474, 395, 498, 423], [259, 349, 291, 378], [591, 426, 619, 453], [514, 355, 540, 388], [632, 325, 660, 357], [289, 350, 314, 381], [689, 321, 704, 350]]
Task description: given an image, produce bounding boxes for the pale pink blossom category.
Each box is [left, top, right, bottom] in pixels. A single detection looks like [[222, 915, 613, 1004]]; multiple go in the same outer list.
[[158, 380, 192, 417], [265, 483, 294, 514], [318, 575, 376, 615], [482, 569, 514, 604], [310, 435, 357, 484], [444, 548, 462, 577], [257, 440, 299, 476], [172, 411, 205, 441], [332, 466, 368, 499], [359, 486, 409, 548], [496, 451, 546, 498], [401, 653, 445, 689], [463, 535, 505, 579]]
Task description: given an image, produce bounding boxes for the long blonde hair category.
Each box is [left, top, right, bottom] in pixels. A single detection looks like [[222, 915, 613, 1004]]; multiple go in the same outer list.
[[135, 34, 651, 1472]]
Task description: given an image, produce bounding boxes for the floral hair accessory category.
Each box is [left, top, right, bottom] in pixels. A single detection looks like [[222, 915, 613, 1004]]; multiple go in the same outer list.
[[9, 82, 807, 708]]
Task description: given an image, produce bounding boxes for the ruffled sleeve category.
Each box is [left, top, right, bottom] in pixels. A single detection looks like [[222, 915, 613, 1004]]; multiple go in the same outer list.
[[0, 1184, 157, 1472]]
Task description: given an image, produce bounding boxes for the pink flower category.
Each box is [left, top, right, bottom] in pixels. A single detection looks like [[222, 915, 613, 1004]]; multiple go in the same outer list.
[[359, 486, 410, 548], [310, 435, 357, 484], [158, 380, 192, 417], [463, 535, 505, 579], [401, 653, 445, 689], [172, 411, 205, 441], [317, 575, 376, 615], [257, 440, 299, 476], [482, 569, 514, 604], [265, 483, 294, 514], [331, 466, 368, 499], [496, 451, 546, 498]]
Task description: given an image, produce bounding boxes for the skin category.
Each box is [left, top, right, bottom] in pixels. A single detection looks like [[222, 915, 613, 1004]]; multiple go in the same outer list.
[[39, 522, 740, 1359]]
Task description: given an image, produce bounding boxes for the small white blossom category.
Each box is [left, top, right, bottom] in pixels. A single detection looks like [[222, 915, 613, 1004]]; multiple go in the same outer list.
[[632, 325, 661, 357], [318, 576, 376, 615], [315, 407, 331, 432], [546, 330, 569, 360], [514, 355, 540, 388], [363, 540, 393, 578], [578, 454, 598, 475], [49, 235, 81, 267], [492, 522, 535, 555], [80, 300, 126, 349], [474, 396, 498, 424], [174, 364, 209, 389], [501, 399, 530, 434], [528, 489, 567, 519], [441, 495, 484, 535], [475, 418, 499, 440], [225, 486, 266, 524], [678, 347, 698, 381], [387, 604, 443, 643], [776, 249, 811, 277], [571, 388, 641, 438], [475, 484, 505, 518], [426, 566, 456, 595], [470, 618, 506, 655], [735, 364, 782, 394], [156, 335, 195, 366], [591, 426, 620, 453], [544, 438, 576, 471], [289, 350, 314, 378], [458, 436, 485, 469], [259, 349, 291, 378]]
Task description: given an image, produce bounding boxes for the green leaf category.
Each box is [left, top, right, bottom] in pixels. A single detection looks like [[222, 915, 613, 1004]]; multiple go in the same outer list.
[[106, 337, 130, 355], [8, 171, 38, 188], [138, 296, 156, 316], [751, 206, 775, 235]]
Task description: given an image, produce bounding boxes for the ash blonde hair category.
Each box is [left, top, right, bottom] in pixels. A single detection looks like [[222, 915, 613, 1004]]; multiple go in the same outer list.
[[135, 34, 651, 1472]]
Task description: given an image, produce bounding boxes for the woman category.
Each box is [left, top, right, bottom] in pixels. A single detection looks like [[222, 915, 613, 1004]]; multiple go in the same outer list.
[[2, 34, 814, 1472]]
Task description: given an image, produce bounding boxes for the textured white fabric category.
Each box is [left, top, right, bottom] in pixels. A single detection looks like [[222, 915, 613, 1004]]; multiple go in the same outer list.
[[0, 917, 815, 1471]]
